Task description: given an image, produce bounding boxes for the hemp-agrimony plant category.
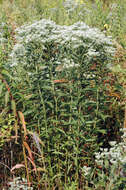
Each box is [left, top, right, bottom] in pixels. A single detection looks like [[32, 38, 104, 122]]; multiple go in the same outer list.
[[7, 19, 123, 188]]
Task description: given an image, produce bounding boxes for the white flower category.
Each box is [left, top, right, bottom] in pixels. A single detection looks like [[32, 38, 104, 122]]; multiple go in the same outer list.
[[110, 159, 117, 164], [10, 19, 115, 70], [104, 148, 108, 152], [109, 141, 117, 146], [119, 157, 126, 163], [82, 166, 91, 176], [95, 152, 101, 160]]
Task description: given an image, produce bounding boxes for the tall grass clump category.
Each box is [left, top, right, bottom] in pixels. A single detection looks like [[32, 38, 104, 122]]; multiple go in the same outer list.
[[3, 19, 123, 189]]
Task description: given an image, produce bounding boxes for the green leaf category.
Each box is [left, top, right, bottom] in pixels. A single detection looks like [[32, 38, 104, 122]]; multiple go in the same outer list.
[[2, 70, 13, 79], [0, 84, 3, 95], [5, 91, 9, 106], [11, 100, 16, 117]]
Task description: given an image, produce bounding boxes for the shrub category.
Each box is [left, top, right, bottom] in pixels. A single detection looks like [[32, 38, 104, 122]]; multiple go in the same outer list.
[[6, 19, 124, 188]]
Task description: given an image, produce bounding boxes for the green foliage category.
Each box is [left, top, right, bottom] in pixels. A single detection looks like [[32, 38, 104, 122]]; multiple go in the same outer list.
[[84, 132, 126, 190], [5, 19, 123, 188], [0, 26, 14, 149], [0, 112, 14, 148], [0, 0, 125, 189]]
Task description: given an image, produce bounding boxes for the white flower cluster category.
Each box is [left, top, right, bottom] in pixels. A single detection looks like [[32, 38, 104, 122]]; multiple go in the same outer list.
[[9, 19, 115, 71], [82, 165, 91, 176], [7, 177, 33, 190], [95, 130, 126, 177]]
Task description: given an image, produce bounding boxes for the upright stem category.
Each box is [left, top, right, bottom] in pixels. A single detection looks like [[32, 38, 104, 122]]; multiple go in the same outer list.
[[23, 144, 30, 187]]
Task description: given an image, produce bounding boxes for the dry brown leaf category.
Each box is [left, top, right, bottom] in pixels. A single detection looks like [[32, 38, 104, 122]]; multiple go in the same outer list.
[[23, 141, 33, 161], [53, 79, 68, 83], [18, 111, 27, 136], [27, 156, 37, 174], [11, 164, 25, 172]]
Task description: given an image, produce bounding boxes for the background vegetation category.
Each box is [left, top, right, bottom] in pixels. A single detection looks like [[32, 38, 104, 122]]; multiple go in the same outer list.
[[0, 0, 126, 189]]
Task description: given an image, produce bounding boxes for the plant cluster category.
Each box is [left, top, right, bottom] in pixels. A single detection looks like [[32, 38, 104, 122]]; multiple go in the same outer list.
[[1, 19, 122, 189], [0, 0, 126, 189], [82, 130, 126, 190]]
